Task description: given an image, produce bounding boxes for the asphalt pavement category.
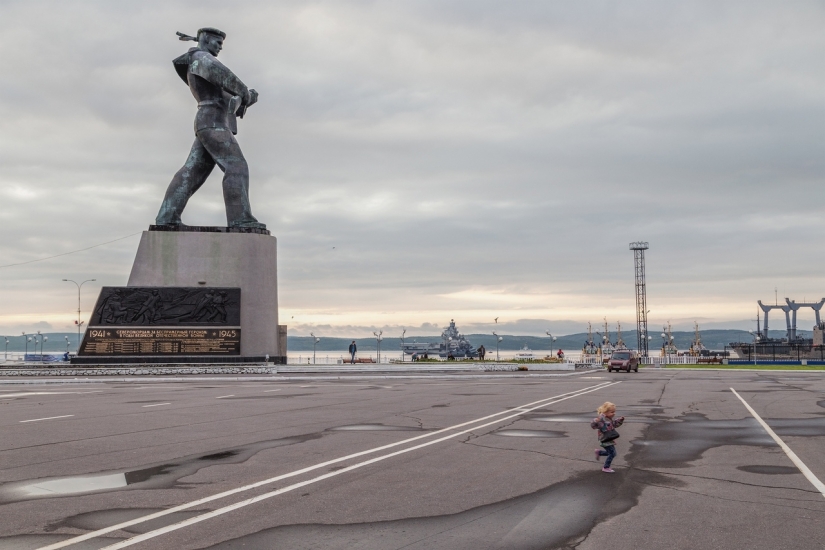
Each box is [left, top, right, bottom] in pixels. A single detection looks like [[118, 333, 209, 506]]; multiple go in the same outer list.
[[1, 370, 824, 549]]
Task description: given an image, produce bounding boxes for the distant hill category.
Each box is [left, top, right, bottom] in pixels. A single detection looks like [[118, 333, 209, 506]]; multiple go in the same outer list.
[[285, 330, 780, 353], [1, 330, 785, 354]]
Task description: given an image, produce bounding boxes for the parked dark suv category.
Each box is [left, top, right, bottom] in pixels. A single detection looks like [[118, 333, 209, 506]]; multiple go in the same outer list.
[[607, 351, 638, 372]]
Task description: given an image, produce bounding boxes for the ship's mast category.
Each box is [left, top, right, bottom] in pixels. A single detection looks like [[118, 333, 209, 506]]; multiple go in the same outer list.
[[661, 320, 677, 356], [689, 321, 705, 355], [583, 322, 597, 355], [603, 317, 610, 347]]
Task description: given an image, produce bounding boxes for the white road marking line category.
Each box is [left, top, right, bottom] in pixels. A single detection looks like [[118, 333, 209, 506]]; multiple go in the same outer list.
[[296, 384, 392, 388], [98, 381, 620, 550], [39, 382, 615, 550], [731, 388, 825, 498], [1, 391, 102, 399], [141, 403, 171, 408], [215, 395, 234, 399], [20, 415, 74, 423]]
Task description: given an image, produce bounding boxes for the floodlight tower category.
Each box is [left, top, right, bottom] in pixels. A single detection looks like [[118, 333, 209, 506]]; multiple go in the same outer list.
[[629, 242, 650, 357]]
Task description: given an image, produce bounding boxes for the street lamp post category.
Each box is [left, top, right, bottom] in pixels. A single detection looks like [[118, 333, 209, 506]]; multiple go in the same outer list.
[[4, 337, 8, 361], [401, 329, 406, 362], [546, 331, 557, 359], [41, 335, 48, 361], [660, 332, 667, 365], [493, 331, 502, 361], [373, 330, 383, 363], [32, 334, 39, 361], [65, 336, 70, 353], [310, 332, 320, 365], [63, 278, 96, 352]]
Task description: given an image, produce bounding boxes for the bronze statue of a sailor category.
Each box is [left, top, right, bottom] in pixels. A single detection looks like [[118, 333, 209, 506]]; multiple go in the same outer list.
[[155, 27, 265, 229]]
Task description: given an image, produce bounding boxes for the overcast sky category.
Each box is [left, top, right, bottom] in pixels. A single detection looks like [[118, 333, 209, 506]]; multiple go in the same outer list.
[[1, 0, 824, 337]]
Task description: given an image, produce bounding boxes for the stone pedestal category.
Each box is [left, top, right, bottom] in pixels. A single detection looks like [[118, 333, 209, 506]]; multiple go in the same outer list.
[[127, 230, 280, 360]]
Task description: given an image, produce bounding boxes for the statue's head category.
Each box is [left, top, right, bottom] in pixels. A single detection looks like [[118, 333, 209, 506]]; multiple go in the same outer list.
[[197, 27, 226, 57]]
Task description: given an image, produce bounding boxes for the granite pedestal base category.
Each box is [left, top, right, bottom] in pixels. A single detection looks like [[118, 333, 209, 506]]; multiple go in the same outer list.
[[123, 229, 281, 361]]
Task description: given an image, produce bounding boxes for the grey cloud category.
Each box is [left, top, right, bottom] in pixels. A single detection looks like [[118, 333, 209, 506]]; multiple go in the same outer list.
[[1, 1, 823, 334]]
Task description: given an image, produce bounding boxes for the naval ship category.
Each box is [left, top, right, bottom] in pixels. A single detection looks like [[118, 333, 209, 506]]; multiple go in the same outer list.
[[400, 319, 479, 359], [730, 298, 825, 360]]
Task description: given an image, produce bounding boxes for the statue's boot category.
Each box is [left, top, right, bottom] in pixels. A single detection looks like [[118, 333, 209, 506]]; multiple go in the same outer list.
[[231, 220, 267, 230]]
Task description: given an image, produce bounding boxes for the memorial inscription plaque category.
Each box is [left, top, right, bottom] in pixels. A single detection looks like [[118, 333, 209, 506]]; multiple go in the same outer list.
[[78, 287, 242, 357], [80, 327, 240, 356]]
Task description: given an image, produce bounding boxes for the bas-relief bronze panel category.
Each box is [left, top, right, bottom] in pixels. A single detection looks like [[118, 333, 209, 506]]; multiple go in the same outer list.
[[89, 287, 240, 326]]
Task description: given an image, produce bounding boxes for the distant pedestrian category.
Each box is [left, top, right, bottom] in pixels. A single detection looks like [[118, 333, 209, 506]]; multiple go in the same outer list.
[[348, 341, 357, 364], [591, 402, 625, 473], [477, 345, 486, 361]]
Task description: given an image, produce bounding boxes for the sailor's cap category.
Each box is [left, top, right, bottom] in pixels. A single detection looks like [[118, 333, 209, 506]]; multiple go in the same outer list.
[[197, 27, 226, 39]]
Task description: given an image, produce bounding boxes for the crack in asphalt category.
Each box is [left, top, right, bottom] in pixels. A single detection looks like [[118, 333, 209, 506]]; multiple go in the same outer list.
[[398, 414, 425, 430], [637, 479, 824, 512]]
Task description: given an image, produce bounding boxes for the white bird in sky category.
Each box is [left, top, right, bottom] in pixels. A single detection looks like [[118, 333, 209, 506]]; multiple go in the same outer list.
[[494, 317, 498, 323]]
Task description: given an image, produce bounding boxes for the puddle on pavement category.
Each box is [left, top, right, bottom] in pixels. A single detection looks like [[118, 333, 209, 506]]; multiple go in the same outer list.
[[9, 473, 130, 498], [524, 414, 594, 423], [0, 433, 322, 504], [327, 424, 424, 432], [0, 534, 117, 549], [817, 399, 825, 409], [494, 429, 567, 438], [630, 413, 825, 468], [431, 404, 449, 408], [525, 413, 652, 424], [762, 417, 825, 436], [45, 507, 204, 535], [204, 469, 680, 550], [737, 465, 799, 475]]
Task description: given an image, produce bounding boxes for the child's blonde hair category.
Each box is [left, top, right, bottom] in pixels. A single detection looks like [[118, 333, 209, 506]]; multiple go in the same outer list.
[[597, 402, 616, 415]]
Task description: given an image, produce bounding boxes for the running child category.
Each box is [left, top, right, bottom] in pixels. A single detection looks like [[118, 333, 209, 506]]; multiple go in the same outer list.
[[591, 401, 625, 473]]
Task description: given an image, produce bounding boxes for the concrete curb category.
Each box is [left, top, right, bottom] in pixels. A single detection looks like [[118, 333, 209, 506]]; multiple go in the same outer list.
[[657, 367, 825, 373], [0, 371, 595, 384]]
